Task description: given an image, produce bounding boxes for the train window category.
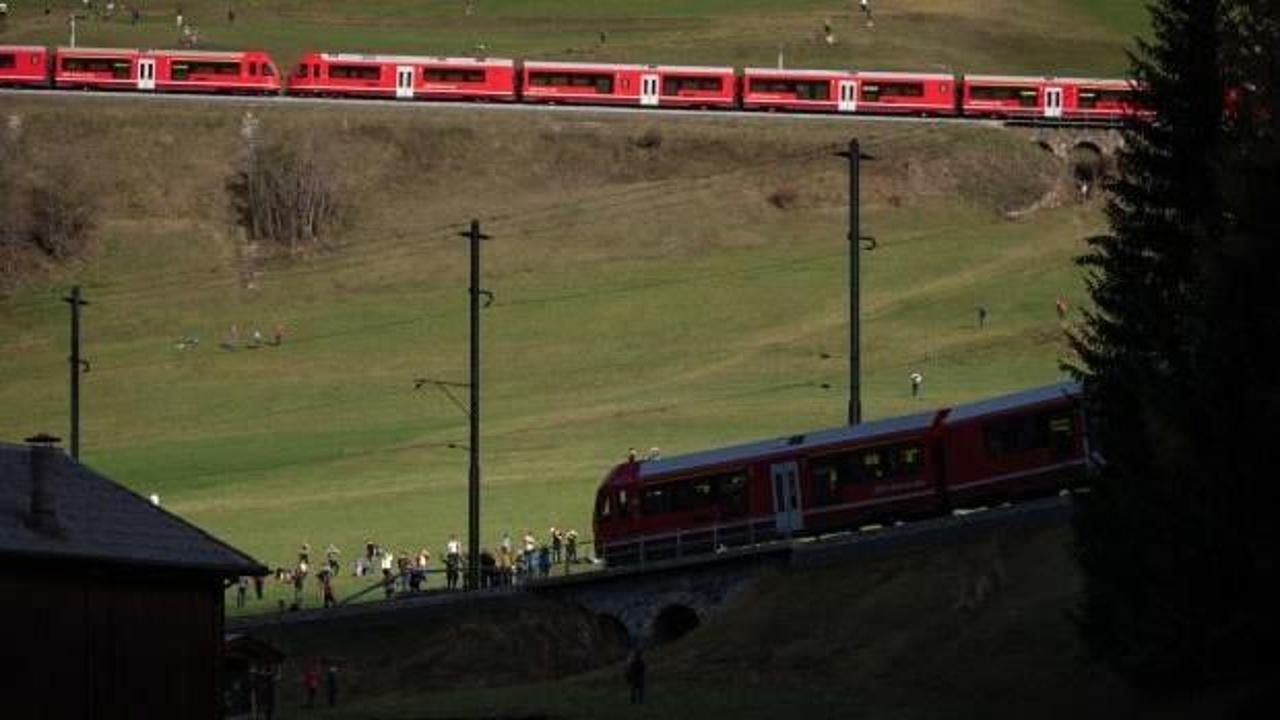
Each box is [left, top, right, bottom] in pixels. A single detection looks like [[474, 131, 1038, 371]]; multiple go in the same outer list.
[[642, 485, 671, 515], [425, 68, 486, 83], [720, 473, 748, 516], [249, 63, 257, 77], [596, 493, 613, 521], [829, 442, 926, 484], [296, 64, 309, 78], [172, 61, 240, 80], [749, 79, 830, 101], [810, 457, 848, 506], [662, 76, 723, 95], [971, 85, 1038, 107], [0, 54, 14, 70], [862, 82, 924, 101], [670, 478, 716, 512], [329, 64, 380, 80], [529, 71, 614, 93], [263, 64, 275, 77], [984, 414, 1055, 458], [1079, 89, 1130, 109], [618, 489, 630, 516], [795, 81, 830, 100], [61, 57, 130, 77]]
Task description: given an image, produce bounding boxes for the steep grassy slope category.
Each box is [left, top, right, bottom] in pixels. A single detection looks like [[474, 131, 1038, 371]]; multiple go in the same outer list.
[[254, 519, 1273, 719], [0, 95, 1098, 609], [0, 0, 1144, 75]]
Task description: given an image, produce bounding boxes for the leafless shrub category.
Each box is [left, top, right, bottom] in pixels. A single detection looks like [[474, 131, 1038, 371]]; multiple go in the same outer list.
[[25, 161, 99, 260], [767, 186, 799, 210], [228, 133, 347, 256], [633, 127, 663, 150]]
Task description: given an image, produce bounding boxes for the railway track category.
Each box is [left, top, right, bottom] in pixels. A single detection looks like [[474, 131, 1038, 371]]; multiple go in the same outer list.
[[1, 86, 1024, 129]]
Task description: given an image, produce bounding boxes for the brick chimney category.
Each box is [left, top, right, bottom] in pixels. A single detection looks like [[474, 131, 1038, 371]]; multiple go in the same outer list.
[[24, 433, 65, 537]]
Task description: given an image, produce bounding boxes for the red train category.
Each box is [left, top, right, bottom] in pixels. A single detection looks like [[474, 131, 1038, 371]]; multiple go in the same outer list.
[[43, 46, 281, 94], [592, 383, 1086, 565], [289, 52, 517, 101], [2, 43, 1146, 124]]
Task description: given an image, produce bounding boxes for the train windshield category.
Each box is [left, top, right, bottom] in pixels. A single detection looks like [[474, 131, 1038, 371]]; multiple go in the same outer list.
[[595, 491, 613, 521]]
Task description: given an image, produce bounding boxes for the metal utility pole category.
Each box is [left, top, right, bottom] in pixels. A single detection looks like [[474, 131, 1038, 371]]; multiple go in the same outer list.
[[459, 219, 490, 591], [63, 286, 90, 460], [836, 139, 875, 426]]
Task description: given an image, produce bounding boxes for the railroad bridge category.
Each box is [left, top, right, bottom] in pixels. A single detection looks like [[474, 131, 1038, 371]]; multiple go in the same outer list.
[[1014, 125, 1125, 160], [228, 496, 1072, 647], [529, 495, 1073, 645]]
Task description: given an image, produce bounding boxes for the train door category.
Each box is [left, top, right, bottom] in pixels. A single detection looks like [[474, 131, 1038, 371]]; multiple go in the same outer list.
[[769, 461, 804, 534], [1044, 86, 1063, 119], [395, 65, 414, 99], [137, 58, 155, 91], [838, 79, 857, 113], [640, 73, 659, 107]]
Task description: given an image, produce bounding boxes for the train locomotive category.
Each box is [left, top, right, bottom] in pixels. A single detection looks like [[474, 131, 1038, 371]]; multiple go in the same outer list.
[[593, 383, 1086, 566]]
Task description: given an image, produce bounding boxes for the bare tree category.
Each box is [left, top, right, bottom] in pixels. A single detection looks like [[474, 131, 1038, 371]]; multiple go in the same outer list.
[[228, 132, 347, 256]]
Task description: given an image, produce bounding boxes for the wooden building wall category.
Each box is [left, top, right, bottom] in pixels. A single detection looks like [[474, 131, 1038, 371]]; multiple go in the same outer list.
[[0, 565, 223, 720]]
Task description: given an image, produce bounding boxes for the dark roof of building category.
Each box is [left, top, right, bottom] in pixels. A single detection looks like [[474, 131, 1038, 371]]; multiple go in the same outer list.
[[0, 442, 266, 576], [638, 410, 940, 480], [944, 382, 1080, 423]]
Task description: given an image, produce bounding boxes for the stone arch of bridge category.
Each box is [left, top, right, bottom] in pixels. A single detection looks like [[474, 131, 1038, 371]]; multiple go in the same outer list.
[[651, 603, 701, 645]]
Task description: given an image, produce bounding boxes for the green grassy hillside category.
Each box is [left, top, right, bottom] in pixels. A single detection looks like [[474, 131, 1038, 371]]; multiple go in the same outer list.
[[0, 95, 1100, 608], [1, 0, 1145, 75]]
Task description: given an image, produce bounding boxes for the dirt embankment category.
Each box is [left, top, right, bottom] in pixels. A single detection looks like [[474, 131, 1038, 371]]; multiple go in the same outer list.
[[1, 97, 1082, 291]]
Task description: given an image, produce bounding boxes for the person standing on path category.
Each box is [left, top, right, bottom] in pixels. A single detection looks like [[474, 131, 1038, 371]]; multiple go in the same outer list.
[[626, 650, 646, 705], [325, 660, 338, 707], [303, 661, 320, 709]]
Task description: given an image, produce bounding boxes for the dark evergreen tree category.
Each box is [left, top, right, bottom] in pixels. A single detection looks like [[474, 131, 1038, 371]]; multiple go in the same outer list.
[[1071, 0, 1280, 686]]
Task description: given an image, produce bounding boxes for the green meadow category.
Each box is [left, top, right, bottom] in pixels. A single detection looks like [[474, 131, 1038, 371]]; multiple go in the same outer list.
[[0, 0, 1143, 609], [2, 96, 1099, 600]]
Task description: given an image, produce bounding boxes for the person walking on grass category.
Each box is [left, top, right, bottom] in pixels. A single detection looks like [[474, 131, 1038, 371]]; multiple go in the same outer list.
[[320, 568, 336, 608], [236, 575, 248, 608], [910, 371, 924, 398], [977, 305, 988, 329]]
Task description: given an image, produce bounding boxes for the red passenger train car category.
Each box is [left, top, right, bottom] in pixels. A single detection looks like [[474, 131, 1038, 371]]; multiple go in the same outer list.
[[288, 52, 517, 101], [0, 46, 50, 88], [741, 67, 859, 113], [521, 61, 736, 109], [962, 75, 1142, 122], [853, 71, 959, 116], [53, 47, 280, 93], [593, 383, 1085, 565]]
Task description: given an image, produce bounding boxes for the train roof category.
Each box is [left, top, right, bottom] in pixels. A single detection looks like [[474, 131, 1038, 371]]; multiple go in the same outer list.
[[744, 67, 854, 78], [522, 60, 732, 73], [0, 45, 48, 52], [55, 47, 268, 59], [965, 74, 1131, 86], [944, 382, 1080, 423], [315, 52, 515, 66], [636, 410, 939, 481], [856, 70, 955, 81]]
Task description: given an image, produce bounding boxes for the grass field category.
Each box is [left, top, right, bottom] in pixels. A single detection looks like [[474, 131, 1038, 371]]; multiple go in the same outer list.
[[1, 0, 1146, 75], [0, 93, 1102, 614]]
